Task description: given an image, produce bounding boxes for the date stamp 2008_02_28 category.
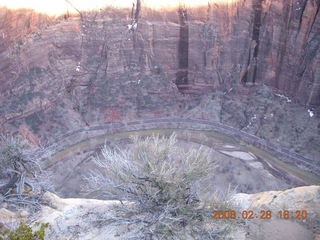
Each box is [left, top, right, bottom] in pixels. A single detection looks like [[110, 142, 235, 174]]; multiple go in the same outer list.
[[210, 209, 308, 220]]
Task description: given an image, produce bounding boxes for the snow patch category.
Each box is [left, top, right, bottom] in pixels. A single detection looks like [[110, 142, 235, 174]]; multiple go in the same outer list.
[[275, 93, 292, 103], [223, 88, 233, 95], [219, 151, 256, 161], [248, 161, 263, 169], [246, 114, 257, 128], [308, 109, 314, 117], [223, 145, 236, 149], [125, 79, 141, 85], [76, 62, 81, 72], [127, 22, 137, 31]]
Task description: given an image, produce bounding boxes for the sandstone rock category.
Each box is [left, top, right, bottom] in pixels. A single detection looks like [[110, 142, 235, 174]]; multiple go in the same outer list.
[[233, 185, 320, 213], [9, 186, 312, 239], [37, 192, 124, 240], [0, 208, 20, 229], [232, 185, 320, 240]]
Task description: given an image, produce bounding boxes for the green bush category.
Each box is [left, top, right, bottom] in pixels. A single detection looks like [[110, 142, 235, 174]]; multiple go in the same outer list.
[[0, 222, 49, 240]]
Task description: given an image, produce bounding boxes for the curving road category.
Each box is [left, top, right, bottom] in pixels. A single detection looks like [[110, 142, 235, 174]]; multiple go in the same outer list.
[[38, 118, 320, 173]]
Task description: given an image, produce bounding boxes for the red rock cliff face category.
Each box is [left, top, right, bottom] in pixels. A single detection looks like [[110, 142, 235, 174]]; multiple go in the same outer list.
[[186, 0, 320, 106], [0, 1, 319, 147], [1, 1, 319, 101]]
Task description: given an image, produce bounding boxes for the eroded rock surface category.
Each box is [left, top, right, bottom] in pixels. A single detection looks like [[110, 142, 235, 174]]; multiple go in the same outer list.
[[233, 185, 320, 240], [0, 2, 319, 174], [38, 186, 320, 240], [1, 186, 319, 239]]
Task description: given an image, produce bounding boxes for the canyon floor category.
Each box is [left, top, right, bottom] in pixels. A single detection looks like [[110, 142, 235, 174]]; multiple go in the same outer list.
[[43, 126, 319, 198]]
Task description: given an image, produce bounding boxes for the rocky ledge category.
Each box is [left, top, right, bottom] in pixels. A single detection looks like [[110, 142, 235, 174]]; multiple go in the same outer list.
[[0, 186, 319, 239]]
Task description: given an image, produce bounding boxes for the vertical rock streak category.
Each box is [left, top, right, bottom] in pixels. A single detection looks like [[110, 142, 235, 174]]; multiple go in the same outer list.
[[251, 0, 263, 83], [0, 1, 319, 111], [176, 7, 189, 90], [295, 0, 320, 105], [242, 0, 263, 84]]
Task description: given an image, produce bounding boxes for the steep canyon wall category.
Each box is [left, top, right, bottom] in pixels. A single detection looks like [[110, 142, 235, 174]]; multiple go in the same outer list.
[[0, 0, 319, 155]]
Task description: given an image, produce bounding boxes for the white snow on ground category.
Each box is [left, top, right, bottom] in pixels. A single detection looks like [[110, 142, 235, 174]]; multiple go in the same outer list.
[[224, 88, 233, 95], [220, 151, 256, 161], [248, 161, 264, 169], [275, 93, 292, 103], [127, 22, 137, 31], [76, 62, 81, 72], [223, 145, 236, 149], [246, 114, 257, 128], [124, 79, 141, 85], [308, 109, 314, 117]]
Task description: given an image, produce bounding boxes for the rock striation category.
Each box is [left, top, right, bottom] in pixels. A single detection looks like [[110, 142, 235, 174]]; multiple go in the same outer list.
[[0, 2, 319, 165]]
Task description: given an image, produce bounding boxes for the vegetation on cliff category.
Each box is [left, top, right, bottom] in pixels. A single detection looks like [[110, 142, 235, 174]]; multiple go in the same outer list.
[[85, 133, 238, 239], [0, 136, 50, 210]]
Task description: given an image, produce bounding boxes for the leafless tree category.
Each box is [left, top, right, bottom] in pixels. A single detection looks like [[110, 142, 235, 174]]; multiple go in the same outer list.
[[0, 136, 50, 209], [85, 133, 239, 239], [128, 0, 141, 31], [65, 0, 83, 18]]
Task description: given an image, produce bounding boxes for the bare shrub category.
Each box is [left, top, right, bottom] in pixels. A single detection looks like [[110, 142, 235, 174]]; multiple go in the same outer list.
[[85, 133, 239, 239], [0, 136, 50, 210]]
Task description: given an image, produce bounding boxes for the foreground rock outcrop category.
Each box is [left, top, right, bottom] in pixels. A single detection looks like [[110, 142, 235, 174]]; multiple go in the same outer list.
[[233, 185, 320, 240], [1, 186, 319, 239]]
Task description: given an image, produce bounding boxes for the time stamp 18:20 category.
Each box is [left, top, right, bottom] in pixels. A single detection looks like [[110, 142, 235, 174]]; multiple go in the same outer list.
[[211, 210, 308, 220]]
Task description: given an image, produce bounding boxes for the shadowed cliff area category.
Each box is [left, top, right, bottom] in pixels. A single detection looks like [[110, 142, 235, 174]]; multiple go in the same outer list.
[[1, 1, 319, 101]]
